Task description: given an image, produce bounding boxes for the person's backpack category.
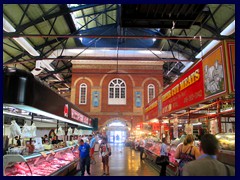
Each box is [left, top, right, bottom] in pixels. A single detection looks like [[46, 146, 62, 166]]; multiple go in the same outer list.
[[106, 144, 111, 156], [178, 146, 195, 175]]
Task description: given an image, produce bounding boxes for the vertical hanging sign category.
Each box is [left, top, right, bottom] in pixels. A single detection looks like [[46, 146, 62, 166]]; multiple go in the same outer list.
[[202, 45, 227, 99], [92, 91, 99, 107], [225, 41, 235, 93], [135, 91, 142, 107], [173, 118, 178, 138]]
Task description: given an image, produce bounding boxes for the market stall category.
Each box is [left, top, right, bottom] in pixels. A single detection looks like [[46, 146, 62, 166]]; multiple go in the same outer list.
[[3, 67, 93, 176], [143, 41, 235, 175]]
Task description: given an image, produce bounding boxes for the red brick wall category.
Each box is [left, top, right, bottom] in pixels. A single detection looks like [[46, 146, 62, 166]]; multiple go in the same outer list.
[[71, 64, 163, 128]]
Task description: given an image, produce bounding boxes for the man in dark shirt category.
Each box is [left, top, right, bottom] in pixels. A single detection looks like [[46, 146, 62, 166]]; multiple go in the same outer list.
[[78, 139, 91, 176], [15, 136, 21, 146]]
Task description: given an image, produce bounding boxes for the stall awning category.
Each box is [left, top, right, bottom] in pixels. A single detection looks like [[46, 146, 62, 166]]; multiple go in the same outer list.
[[3, 67, 92, 128]]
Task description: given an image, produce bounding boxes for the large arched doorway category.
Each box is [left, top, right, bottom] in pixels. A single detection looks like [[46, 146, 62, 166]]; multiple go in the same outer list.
[[104, 118, 131, 143]]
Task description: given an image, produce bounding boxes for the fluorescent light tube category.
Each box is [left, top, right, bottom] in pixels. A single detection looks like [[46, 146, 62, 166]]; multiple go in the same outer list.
[[220, 20, 235, 36], [5, 104, 92, 128], [3, 17, 40, 56], [195, 40, 220, 59], [180, 62, 194, 73], [3, 17, 16, 32], [195, 21, 235, 60]]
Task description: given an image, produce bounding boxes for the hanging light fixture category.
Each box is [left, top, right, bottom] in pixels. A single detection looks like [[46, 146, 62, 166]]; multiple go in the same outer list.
[[35, 60, 42, 71]]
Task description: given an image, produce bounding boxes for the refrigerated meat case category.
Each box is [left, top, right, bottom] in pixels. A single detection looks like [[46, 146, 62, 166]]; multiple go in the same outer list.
[[4, 145, 79, 176], [144, 141, 178, 176], [216, 133, 235, 166]]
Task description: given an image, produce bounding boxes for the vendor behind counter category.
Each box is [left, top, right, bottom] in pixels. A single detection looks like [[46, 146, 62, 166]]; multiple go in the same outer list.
[[14, 136, 21, 146]]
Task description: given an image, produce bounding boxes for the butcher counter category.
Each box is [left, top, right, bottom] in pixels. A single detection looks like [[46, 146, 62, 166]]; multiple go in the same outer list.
[[3, 145, 79, 176]]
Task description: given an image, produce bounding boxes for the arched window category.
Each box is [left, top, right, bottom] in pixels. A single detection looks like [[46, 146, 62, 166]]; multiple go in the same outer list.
[[148, 84, 155, 103], [108, 78, 126, 105], [79, 83, 87, 104]]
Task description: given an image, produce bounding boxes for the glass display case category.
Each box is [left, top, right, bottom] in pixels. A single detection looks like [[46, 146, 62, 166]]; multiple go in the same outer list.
[[4, 145, 79, 176], [144, 140, 179, 176], [215, 133, 235, 166], [216, 133, 235, 151]]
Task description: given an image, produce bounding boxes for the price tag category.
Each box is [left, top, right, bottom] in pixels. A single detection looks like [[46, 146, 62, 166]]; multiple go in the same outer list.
[[50, 150, 55, 155], [40, 152, 47, 157]]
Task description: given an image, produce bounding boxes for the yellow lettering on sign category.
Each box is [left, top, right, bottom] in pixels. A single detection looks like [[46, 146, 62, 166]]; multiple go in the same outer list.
[[145, 101, 158, 113], [162, 69, 200, 102]]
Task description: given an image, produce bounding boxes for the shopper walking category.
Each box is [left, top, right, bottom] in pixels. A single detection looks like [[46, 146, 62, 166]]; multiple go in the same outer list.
[[89, 134, 96, 164], [99, 137, 111, 176], [182, 134, 235, 176], [139, 136, 146, 160], [78, 139, 91, 176], [174, 134, 200, 176], [159, 137, 169, 176]]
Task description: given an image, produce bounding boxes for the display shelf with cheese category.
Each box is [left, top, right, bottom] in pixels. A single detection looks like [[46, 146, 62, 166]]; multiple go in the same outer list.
[[215, 133, 235, 166]]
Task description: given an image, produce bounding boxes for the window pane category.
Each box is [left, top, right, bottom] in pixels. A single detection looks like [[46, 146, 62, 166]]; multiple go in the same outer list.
[[121, 88, 125, 98], [110, 88, 114, 98], [80, 86, 86, 104], [108, 78, 126, 105], [115, 87, 119, 98]]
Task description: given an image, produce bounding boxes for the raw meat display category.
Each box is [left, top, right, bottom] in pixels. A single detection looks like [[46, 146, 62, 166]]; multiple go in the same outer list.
[[4, 146, 79, 176], [144, 141, 177, 163]]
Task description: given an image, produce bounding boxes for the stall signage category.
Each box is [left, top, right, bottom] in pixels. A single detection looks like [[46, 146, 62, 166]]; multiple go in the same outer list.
[[64, 104, 69, 117], [162, 61, 204, 116], [40, 152, 47, 157], [83, 116, 89, 124], [145, 98, 158, 121], [225, 41, 235, 93], [71, 108, 85, 123], [202, 45, 227, 99], [88, 118, 92, 125]]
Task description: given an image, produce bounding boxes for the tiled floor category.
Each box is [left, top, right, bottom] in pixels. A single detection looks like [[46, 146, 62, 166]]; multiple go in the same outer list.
[[74, 143, 159, 176]]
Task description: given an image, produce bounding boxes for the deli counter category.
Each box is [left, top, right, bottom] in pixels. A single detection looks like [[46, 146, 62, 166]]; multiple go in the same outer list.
[[143, 133, 235, 176], [216, 133, 235, 166], [144, 141, 178, 176], [4, 145, 79, 176]]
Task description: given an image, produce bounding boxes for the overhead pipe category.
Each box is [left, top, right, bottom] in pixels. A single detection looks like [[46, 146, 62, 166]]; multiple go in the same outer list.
[[4, 33, 234, 41], [5, 57, 192, 65]]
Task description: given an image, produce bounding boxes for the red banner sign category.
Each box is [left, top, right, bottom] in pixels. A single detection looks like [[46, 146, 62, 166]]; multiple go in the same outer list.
[[88, 118, 92, 125], [71, 108, 84, 123], [225, 41, 235, 93], [145, 97, 158, 121], [83, 116, 89, 124], [162, 61, 204, 116]]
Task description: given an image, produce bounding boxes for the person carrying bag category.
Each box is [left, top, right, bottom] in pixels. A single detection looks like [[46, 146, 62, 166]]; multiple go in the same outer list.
[[174, 134, 200, 176], [156, 138, 169, 176]]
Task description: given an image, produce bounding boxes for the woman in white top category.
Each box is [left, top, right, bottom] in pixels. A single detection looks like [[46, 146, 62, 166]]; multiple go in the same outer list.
[[99, 137, 111, 176]]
